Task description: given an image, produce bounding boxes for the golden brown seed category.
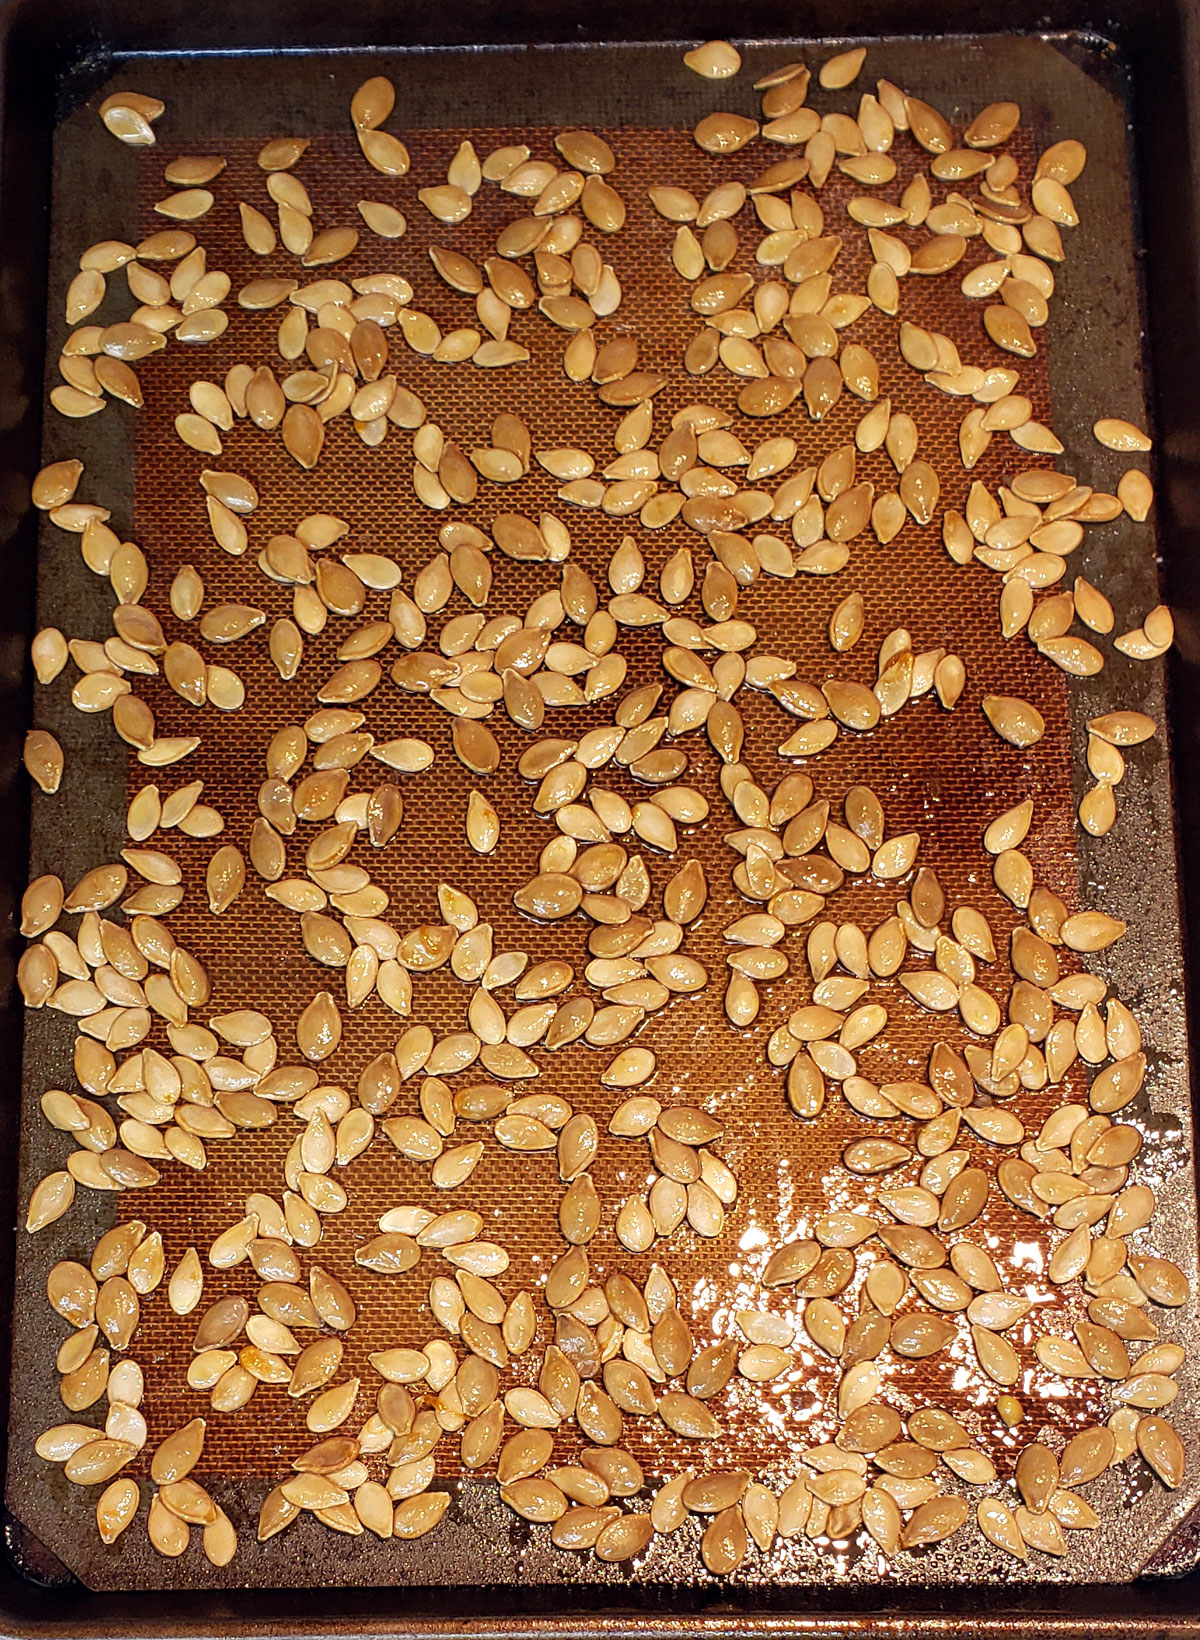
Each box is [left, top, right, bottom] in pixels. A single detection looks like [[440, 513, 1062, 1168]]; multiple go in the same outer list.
[[701, 1506, 748, 1574], [982, 694, 1045, 748], [27, 1171, 75, 1232], [901, 1495, 969, 1548], [820, 46, 866, 88], [977, 1498, 1026, 1562], [683, 40, 742, 77], [595, 1512, 654, 1562], [24, 730, 63, 794], [1094, 416, 1151, 452], [694, 112, 759, 155], [1137, 1416, 1185, 1488]]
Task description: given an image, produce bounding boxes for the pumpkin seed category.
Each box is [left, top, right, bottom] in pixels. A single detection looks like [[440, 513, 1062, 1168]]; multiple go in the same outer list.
[[683, 40, 741, 78]]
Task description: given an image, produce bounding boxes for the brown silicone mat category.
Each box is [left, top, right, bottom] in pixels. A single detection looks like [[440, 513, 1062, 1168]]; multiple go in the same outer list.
[[6, 32, 1197, 1593]]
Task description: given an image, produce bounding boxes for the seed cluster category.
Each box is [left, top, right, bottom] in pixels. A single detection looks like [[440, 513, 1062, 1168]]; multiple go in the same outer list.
[[21, 45, 1187, 1580]]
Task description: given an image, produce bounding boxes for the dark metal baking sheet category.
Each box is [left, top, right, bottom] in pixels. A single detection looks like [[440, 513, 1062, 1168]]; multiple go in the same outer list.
[[0, 0, 1199, 1635]]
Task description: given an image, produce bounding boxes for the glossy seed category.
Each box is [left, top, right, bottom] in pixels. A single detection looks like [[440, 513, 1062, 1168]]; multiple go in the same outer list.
[[982, 694, 1045, 748], [1094, 417, 1151, 452], [684, 40, 742, 78]]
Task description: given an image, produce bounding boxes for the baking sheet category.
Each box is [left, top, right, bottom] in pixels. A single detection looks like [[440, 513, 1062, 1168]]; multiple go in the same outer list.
[[6, 30, 1196, 1593]]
